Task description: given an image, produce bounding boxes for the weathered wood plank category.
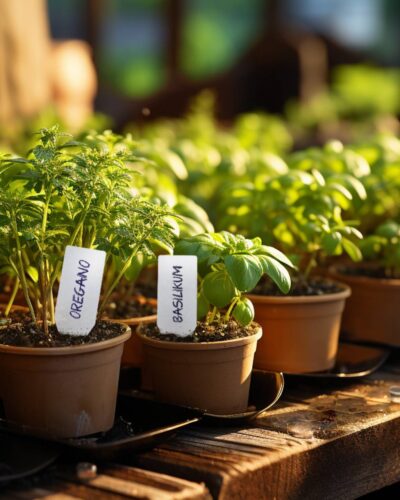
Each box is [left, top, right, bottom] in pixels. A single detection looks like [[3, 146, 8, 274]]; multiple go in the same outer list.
[[3, 363, 400, 500], [1, 464, 211, 500], [128, 365, 400, 499]]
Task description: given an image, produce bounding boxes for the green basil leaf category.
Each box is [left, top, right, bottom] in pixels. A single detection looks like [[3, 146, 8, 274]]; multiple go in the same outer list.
[[342, 237, 362, 262], [321, 231, 342, 254], [202, 270, 236, 308], [259, 255, 291, 294], [197, 292, 210, 320], [233, 297, 254, 326], [376, 221, 400, 239], [255, 245, 296, 269], [224, 254, 263, 292]]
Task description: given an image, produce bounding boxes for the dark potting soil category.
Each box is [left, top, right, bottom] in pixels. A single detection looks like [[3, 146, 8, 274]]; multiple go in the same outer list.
[[135, 283, 157, 299], [0, 320, 126, 348], [142, 320, 259, 343], [105, 295, 156, 319], [253, 277, 343, 297], [338, 266, 398, 280]]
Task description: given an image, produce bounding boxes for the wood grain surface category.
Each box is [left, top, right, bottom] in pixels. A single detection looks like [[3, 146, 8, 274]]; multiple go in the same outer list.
[[2, 356, 400, 499]]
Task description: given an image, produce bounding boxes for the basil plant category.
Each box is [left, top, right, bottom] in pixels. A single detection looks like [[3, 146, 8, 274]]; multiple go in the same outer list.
[[175, 231, 294, 327]]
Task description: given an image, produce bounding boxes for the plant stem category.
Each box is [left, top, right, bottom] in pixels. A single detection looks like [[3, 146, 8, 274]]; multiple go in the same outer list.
[[224, 297, 239, 322], [207, 306, 218, 324], [69, 197, 93, 247], [48, 281, 55, 324], [98, 244, 140, 316], [4, 277, 20, 317], [39, 262, 48, 334], [12, 216, 36, 322], [39, 194, 52, 332], [43, 258, 55, 324], [303, 252, 317, 281]]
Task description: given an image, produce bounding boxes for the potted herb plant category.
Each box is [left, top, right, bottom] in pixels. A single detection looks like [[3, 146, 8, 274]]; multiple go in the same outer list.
[[103, 195, 214, 369], [0, 127, 177, 437], [137, 231, 292, 414], [331, 220, 400, 346], [99, 130, 214, 368], [218, 170, 361, 372], [325, 138, 400, 345]]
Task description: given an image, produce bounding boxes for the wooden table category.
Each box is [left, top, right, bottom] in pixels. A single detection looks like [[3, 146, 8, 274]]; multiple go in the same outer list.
[[2, 355, 400, 499]]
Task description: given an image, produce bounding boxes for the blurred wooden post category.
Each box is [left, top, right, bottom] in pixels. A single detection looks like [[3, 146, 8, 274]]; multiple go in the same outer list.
[[298, 37, 328, 102], [0, 0, 51, 126], [84, 0, 103, 66], [166, 0, 183, 80]]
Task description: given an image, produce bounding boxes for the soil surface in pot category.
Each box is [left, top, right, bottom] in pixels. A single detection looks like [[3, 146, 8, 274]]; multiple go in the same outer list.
[[142, 320, 259, 343], [337, 266, 397, 280], [253, 277, 343, 296], [0, 306, 30, 325], [105, 295, 156, 319], [135, 283, 157, 299], [0, 320, 126, 348]]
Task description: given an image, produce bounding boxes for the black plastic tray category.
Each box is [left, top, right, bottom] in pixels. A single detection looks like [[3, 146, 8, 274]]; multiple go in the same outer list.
[[0, 394, 202, 460], [0, 369, 284, 464], [120, 368, 285, 424], [0, 434, 59, 484], [285, 341, 390, 379]]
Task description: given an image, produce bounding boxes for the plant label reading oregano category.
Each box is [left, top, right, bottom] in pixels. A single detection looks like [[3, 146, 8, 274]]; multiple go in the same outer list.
[[55, 246, 106, 336], [157, 255, 197, 337]]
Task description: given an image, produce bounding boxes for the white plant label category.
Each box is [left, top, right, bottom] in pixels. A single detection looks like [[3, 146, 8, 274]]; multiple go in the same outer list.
[[55, 245, 106, 336], [157, 255, 197, 337]]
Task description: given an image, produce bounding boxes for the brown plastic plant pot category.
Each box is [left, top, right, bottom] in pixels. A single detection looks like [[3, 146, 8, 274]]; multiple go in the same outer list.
[[247, 283, 351, 373], [329, 270, 400, 347], [111, 314, 157, 367], [102, 297, 157, 367], [0, 324, 131, 438], [138, 325, 262, 414], [0, 294, 27, 308], [111, 315, 157, 392], [0, 303, 29, 319]]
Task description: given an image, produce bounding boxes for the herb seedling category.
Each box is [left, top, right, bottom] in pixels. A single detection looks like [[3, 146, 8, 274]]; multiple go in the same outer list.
[[359, 220, 400, 279], [217, 170, 363, 285], [175, 231, 294, 327]]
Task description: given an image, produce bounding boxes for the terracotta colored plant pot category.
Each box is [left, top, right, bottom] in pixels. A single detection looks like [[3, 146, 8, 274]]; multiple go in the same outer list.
[[112, 314, 157, 391], [111, 315, 157, 367], [248, 283, 351, 373], [0, 303, 29, 317], [0, 294, 27, 307], [138, 326, 262, 414], [102, 297, 157, 367], [329, 270, 400, 346], [0, 277, 28, 306], [0, 324, 131, 438]]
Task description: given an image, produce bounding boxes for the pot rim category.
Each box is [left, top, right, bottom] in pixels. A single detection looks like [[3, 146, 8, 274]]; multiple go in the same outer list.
[[247, 280, 351, 304], [102, 295, 157, 325], [0, 323, 131, 356], [329, 267, 400, 288], [137, 324, 262, 351], [0, 303, 29, 313], [106, 313, 157, 326]]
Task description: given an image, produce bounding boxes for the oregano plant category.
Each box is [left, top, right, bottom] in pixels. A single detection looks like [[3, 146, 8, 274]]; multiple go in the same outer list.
[[0, 127, 178, 333], [175, 231, 294, 327]]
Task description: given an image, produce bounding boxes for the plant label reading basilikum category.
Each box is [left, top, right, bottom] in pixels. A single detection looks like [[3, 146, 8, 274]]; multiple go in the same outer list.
[[55, 246, 106, 336], [157, 255, 197, 337]]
